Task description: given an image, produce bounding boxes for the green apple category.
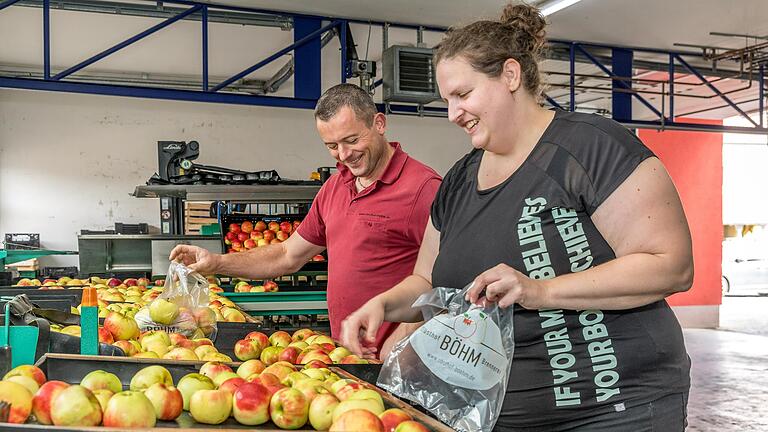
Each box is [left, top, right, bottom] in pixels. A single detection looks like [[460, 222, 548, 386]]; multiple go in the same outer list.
[[177, 373, 215, 410], [149, 298, 179, 325]]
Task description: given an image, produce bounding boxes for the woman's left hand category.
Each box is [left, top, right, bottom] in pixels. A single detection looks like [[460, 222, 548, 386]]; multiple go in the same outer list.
[[465, 264, 548, 309]]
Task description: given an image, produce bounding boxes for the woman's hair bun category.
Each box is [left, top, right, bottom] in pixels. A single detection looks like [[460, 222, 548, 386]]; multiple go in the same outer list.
[[500, 3, 547, 54]]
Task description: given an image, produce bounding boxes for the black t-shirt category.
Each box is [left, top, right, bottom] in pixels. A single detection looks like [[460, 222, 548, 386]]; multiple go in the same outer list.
[[431, 110, 690, 429]]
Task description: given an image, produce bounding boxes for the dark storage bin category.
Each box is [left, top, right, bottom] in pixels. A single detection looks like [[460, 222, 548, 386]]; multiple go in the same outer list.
[[3, 233, 40, 250]]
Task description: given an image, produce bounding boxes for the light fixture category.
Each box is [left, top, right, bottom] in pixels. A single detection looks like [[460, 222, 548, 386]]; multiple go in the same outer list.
[[538, 0, 584, 16]]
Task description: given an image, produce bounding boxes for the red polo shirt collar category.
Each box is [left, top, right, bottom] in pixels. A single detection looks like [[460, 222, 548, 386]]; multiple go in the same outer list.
[[337, 142, 407, 191]]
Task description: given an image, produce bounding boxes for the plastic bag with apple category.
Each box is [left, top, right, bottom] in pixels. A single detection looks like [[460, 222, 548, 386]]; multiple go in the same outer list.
[[377, 283, 514, 432], [134, 261, 218, 340]]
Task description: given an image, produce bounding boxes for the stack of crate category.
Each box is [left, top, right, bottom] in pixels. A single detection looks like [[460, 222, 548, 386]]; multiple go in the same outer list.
[[184, 201, 218, 235]]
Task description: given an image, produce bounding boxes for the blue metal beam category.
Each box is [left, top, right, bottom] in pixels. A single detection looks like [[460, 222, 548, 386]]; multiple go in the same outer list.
[[0, 77, 318, 109], [211, 20, 339, 92], [202, 5, 208, 91], [668, 53, 675, 122], [340, 20, 348, 83], [545, 95, 565, 110], [673, 53, 759, 127], [43, 0, 50, 80], [612, 48, 633, 121], [575, 44, 663, 119], [293, 16, 322, 100], [53, 4, 203, 80], [0, 0, 21, 12]]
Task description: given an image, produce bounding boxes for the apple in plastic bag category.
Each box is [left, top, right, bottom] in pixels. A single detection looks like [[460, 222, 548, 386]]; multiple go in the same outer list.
[[149, 298, 180, 325]]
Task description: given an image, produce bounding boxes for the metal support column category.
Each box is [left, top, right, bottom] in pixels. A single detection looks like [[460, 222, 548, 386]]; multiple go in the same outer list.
[[293, 16, 322, 100], [202, 5, 208, 91], [612, 48, 633, 122], [668, 53, 675, 122], [340, 20, 348, 83], [43, 0, 50, 80], [760, 64, 765, 128]]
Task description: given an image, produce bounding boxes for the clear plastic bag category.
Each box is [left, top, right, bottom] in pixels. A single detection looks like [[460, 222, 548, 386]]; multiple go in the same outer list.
[[377, 283, 514, 432], [134, 261, 217, 340]]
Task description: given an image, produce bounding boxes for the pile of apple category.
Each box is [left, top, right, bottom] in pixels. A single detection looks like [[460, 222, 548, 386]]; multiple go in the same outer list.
[[16, 275, 152, 289], [233, 329, 368, 365], [0, 361, 431, 431], [233, 279, 279, 293], [225, 219, 301, 253]]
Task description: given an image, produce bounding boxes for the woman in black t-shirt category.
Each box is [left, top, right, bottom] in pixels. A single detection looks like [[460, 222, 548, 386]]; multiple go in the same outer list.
[[340, 3, 693, 431]]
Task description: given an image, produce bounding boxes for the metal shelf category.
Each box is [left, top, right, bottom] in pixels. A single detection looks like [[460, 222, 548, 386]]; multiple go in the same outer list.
[[132, 184, 321, 203]]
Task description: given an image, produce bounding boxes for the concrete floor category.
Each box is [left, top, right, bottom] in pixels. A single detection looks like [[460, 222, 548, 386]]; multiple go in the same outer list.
[[685, 297, 768, 431]]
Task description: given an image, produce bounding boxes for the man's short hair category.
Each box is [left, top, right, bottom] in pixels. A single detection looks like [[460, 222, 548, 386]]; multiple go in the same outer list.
[[314, 83, 377, 127]]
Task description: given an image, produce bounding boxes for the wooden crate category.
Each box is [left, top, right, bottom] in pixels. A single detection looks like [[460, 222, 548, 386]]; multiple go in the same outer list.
[[184, 201, 217, 235], [6, 258, 39, 271]]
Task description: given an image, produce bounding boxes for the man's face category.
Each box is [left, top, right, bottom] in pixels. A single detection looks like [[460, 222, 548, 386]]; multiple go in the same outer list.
[[316, 106, 388, 178]]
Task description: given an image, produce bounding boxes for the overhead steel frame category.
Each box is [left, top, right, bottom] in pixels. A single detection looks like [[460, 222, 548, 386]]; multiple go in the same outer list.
[[0, 1, 766, 133], [550, 39, 768, 134]]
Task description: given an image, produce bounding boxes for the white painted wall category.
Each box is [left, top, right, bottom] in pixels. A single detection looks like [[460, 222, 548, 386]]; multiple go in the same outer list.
[[0, 89, 468, 267], [0, 5, 469, 268]]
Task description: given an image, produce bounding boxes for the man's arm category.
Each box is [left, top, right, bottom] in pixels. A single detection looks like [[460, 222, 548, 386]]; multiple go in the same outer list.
[[169, 232, 325, 279]]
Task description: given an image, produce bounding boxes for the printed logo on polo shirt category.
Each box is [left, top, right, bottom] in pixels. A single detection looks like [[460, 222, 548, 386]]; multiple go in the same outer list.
[[516, 199, 623, 409]]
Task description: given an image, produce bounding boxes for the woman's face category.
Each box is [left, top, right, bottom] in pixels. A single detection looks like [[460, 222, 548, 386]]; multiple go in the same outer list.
[[436, 56, 515, 151]]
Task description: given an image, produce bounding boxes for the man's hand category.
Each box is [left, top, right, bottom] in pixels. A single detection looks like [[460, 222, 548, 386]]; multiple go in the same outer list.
[[339, 298, 385, 359], [168, 245, 221, 275]]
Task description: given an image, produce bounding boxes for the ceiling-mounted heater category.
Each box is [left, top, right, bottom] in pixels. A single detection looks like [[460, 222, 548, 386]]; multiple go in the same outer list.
[[382, 46, 441, 103]]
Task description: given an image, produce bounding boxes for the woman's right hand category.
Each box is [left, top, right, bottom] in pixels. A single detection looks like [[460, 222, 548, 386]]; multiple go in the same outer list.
[[340, 297, 386, 359], [168, 245, 221, 275]]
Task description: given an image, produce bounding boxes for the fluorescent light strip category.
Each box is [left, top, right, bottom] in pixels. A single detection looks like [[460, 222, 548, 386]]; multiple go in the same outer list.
[[540, 0, 583, 16]]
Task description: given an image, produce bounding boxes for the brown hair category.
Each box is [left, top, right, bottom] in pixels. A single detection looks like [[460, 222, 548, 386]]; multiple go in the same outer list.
[[314, 83, 377, 127], [434, 3, 547, 98]]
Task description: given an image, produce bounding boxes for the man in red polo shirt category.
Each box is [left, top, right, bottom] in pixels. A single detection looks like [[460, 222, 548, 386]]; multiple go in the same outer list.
[[170, 83, 440, 357]]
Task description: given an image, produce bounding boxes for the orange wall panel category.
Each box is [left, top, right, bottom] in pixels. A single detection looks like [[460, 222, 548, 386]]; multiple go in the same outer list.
[[638, 120, 722, 307]]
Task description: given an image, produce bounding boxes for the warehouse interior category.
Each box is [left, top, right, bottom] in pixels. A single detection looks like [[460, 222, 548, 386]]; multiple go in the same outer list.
[[1, 0, 767, 430]]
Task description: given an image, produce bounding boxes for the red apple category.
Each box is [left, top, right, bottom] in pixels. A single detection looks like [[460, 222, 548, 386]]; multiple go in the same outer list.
[[250, 230, 264, 240], [341, 354, 369, 364], [380, 408, 414, 432], [97, 327, 114, 344], [292, 328, 315, 342], [102, 390, 156, 427], [225, 231, 237, 241], [246, 331, 270, 348], [309, 393, 340, 430], [241, 221, 254, 233], [267, 221, 280, 232], [270, 387, 309, 429], [243, 239, 257, 249], [50, 385, 102, 426], [0, 380, 33, 423], [278, 346, 301, 364], [219, 376, 246, 395], [168, 332, 187, 346], [260, 345, 284, 365], [129, 365, 173, 391], [200, 361, 233, 381], [31, 380, 70, 425], [144, 383, 183, 421], [331, 408, 386, 432], [301, 351, 333, 365], [237, 231, 250, 242], [247, 372, 286, 396], [264, 280, 279, 292], [293, 220, 302, 230], [163, 347, 199, 361], [235, 338, 263, 361], [123, 278, 138, 287], [279, 221, 293, 233], [276, 230, 289, 241], [262, 230, 275, 242], [232, 241, 243, 251], [254, 220, 267, 231], [394, 420, 431, 432], [269, 330, 292, 348], [304, 359, 329, 369], [256, 238, 269, 247], [80, 370, 123, 393], [236, 359, 266, 378], [104, 311, 140, 341], [312, 254, 326, 261], [106, 277, 122, 287], [177, 373, 215, 410], [3, 364, 47, 386], [262, 363, 295, 382], [232, 382, 272, 425], [190, 389, 232, 424], [229, 222, 241, 233], [112, 340, 137, 356]]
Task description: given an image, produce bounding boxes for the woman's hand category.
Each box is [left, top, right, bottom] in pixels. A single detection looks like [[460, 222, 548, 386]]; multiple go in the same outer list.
[[465, 263, 548, 309], [339, 298, 385, 359]]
